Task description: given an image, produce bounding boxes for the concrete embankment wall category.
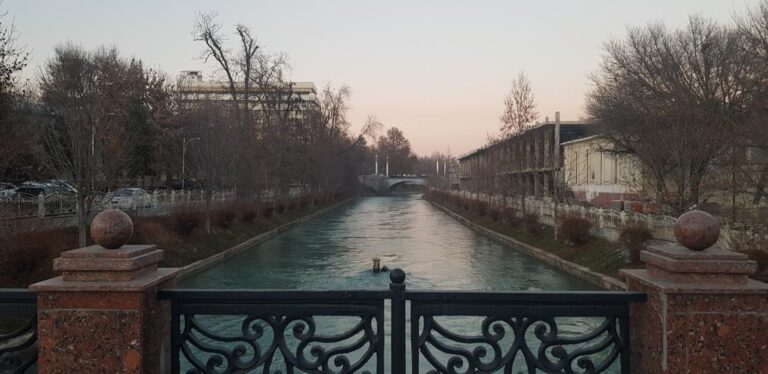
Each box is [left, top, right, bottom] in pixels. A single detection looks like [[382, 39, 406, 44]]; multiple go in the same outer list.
[[176, 199, 354, 281], [425, 196, 627, 291]]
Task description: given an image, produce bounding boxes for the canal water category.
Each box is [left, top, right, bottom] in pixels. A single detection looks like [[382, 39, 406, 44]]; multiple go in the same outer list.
[[182, 195, 594, 291], [181, 195, 618, 373]]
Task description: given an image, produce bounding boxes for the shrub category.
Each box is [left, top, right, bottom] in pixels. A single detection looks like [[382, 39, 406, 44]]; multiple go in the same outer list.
[[504, 208, 519, 226], [742, 250, 768, 279], [286, 200, 297, 211], [133, 221, 173, 244], [241, 206, 258, 223], [0, 222, 76, 286], [214, 208, 237, 228], [723, 227, 768, 253], [523, 214, 541, 235], [276, 203, 286, 214], [171, 207, 201, 236], [475, 201, 489, 216], [722, 226, 768, 281], [261, 204, 274, 218], [0, 245, 42, 276], [299, 197, 311, 209], [619, 222, 653, 264], [1, 233, 45, 276], [489, 208, 502, 221], [559, 215, 593, 245]]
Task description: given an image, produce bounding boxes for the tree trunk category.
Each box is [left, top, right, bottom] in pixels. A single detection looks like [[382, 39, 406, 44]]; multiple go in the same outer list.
[[77, 198, 87, 248], [731, 146, 737, 224], [553, 177, 559, 241], [205, 198, 212, 234]]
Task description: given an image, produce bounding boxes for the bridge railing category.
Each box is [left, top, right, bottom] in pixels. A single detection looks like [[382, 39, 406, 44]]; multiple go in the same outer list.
[[0, 289, 38, 373], [159, 270, 646, 374]]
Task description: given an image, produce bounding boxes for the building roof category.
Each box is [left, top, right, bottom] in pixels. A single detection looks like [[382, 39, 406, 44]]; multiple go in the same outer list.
[[559, 134, 607, 146], [177, 71, 317, 94], [458, 120, 598, 161], [179, 80, 317, 93]]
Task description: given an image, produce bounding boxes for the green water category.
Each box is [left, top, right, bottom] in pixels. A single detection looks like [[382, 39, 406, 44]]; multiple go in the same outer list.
[[182, 195, 594, 291], [180, 195, 620, 373]]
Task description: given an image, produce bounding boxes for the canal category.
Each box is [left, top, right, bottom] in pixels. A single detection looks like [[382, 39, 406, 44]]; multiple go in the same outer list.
[[182, 194, 594, 291], [180, 194, 616, 373]]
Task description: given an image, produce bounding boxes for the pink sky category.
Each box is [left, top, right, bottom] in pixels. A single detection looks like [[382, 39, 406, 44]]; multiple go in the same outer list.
[[10, 0, 760, 155]]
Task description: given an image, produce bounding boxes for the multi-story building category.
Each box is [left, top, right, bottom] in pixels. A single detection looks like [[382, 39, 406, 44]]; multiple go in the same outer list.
[[459, 111, 768, 218], [458, 119, 595, 199], [177, 70, 319, 116], [561, 134, 644, 208]]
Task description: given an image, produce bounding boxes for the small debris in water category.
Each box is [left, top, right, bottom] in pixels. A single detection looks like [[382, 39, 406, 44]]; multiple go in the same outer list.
[[372, 257, 381, 273]]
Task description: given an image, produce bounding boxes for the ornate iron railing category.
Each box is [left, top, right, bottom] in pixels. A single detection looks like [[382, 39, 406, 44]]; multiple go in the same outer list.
[[160, 270, 646, 374], [0, 289, 37, 373], [159, 289, 388, 374], [407, 291, 635, 373]]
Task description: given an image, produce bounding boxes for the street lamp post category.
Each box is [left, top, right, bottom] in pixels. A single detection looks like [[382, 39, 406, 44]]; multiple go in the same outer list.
[[182, 137, 200, 191]]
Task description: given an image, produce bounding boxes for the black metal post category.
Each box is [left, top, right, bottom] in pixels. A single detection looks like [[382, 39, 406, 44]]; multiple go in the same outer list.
[[170, 304, 180, 374], [620, 306, 631, 374], [389, 268, 406, 374]]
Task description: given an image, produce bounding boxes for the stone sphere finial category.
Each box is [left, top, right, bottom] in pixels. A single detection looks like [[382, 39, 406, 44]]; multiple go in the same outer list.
[[390, 268, 406, 284], [674, 210, 720, 251], [90, 209, 134, 249]]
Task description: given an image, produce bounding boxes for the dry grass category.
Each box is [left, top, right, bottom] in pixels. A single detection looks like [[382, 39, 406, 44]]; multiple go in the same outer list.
[[0, 219, 78, 287]]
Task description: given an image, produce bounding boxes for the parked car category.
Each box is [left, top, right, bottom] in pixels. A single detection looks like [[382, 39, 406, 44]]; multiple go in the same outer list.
[[40, 180, 77, 195], [103, 188, 153, 210], [167, 179, 202, 191], [0, 182, 15, 198], [15, 182, 55, 198]]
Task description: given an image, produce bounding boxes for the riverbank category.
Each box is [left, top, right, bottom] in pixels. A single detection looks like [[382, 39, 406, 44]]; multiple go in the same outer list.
[[0, 194, 349, 287], [423, 193, 630, 290]]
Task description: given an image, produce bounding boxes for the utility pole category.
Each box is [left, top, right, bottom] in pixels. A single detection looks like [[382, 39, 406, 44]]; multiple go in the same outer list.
[[182, 136, 200, 191], [553, 111, 561, 240], [375, 154, 379, 175]]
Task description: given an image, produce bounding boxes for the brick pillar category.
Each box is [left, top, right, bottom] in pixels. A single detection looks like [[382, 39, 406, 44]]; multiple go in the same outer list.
[[622, 211, 768, 373], [30, 210, 179, 374]]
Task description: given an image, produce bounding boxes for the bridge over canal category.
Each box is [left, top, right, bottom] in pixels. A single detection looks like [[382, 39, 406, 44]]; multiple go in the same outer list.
[[358, 174, 428, 194]]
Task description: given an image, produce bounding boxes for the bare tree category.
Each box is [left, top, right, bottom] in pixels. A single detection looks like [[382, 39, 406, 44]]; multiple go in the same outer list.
[[339, 114, 381, 156], [0, 8, 29, 176], [377, 127, 416, 176], [184, 101, 234, 233], [250, 51, 303, 197], [304, 86, 380, 195], [193, 12, 260, 194], [0, 8, 26, 98], [319, 83, 351, 139], [586, 17, 747, 215], [141, 70, 180, 188], [733, 1, 768, 219], [193, 12, 257, 113], [500, 72, 539, 137], [39, 45, 148, 246]]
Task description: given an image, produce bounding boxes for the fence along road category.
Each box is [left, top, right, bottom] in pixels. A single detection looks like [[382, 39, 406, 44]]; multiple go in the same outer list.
[[0, 187, 323, 221]]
